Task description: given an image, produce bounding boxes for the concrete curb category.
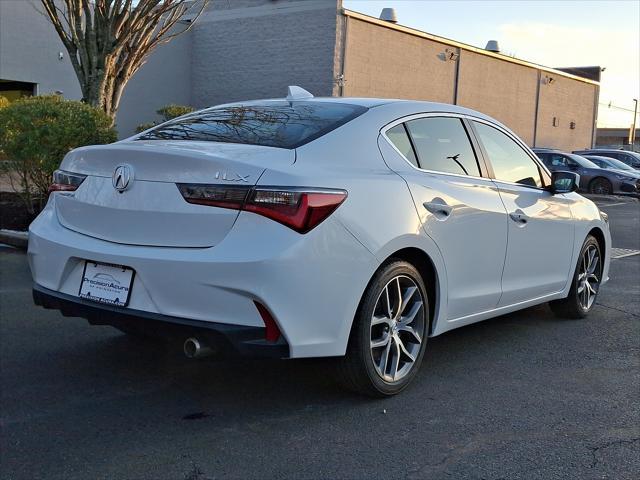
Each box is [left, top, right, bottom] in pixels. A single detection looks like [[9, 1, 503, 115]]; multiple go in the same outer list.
[[0, 229, 28, 249]]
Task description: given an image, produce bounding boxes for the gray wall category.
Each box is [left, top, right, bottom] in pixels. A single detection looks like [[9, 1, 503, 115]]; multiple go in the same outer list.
[[191, 0, 340, 108], [0, 0, 192, 138], [0, 0, 82, 99], [116, 32, 192, 137]]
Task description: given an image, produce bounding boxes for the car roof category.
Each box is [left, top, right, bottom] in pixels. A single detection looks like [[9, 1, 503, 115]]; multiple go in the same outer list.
[[583, 155, 615, 161], [191, 92, 527, 143], [222, 96, 501, 115], [575, 148, 622, 153]]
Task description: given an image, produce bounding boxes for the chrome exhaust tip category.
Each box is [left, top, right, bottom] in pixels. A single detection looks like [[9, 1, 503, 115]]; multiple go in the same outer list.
[[183, 337, 214, 359]]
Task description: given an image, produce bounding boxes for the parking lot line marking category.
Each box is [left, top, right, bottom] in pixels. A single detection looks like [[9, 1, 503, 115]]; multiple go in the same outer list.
[[596, 202, 629, 207]]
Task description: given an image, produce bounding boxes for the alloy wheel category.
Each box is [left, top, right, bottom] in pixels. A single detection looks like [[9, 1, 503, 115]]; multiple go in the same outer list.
[[577, 244, 600, 310], [591, 179, 612, 195], [370, 275, 425, 382]]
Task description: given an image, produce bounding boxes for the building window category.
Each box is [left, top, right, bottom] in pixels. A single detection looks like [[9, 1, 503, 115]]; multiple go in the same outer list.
[[0, 80, 36, 103]]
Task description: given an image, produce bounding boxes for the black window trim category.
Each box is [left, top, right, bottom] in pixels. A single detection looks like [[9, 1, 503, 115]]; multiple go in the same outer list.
[[380, 112, 491, 180]]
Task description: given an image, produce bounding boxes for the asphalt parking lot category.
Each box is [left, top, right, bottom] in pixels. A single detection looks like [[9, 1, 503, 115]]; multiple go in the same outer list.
[[1, 196, 638, 480]]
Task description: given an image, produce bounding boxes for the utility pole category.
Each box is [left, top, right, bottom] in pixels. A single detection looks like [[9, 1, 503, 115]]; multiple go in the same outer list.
[[632, 98, 638, 150]]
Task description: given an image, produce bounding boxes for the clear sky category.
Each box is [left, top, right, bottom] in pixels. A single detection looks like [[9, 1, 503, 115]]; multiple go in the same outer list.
[[343, 0, 640, 128]]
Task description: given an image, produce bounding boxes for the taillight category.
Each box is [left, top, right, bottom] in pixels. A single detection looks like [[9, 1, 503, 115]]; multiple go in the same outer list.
[[177, 184, 347, 234], [176, 184, 250, 209], [245, 188, 347, 233], [49, 170, 87, 194]]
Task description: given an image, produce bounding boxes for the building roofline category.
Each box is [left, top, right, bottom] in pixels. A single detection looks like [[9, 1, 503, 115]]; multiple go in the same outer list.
[[342, 9, 600, 86]]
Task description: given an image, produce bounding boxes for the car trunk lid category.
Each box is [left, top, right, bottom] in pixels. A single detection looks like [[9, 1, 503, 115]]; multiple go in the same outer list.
[[54, 141, 295, 247]]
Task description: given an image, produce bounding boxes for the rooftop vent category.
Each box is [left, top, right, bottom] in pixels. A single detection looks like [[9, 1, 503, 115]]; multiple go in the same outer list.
[[379, 8, 397, 23], [485, 40, 500, 53]]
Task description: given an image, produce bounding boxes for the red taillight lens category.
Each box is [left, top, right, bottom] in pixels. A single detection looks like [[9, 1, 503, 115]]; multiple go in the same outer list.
[[177, 184, 347, 234], [48, 170, 87, 194], [245, 188, 347, 233]]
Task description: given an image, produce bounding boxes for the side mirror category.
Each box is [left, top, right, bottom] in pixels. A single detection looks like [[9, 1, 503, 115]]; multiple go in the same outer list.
[[548, 171, 579, 194]]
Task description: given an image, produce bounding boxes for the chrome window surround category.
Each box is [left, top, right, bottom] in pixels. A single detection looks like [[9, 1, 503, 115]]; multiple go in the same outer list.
[[380, 112, 553, 191]]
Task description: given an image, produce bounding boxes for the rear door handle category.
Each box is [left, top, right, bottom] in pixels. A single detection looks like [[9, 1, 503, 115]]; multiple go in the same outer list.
[[423, 201, 453, 219], [509, 211, 528, 226]]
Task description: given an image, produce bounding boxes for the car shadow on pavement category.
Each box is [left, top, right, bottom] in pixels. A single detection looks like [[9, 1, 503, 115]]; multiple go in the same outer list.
[[56, 301, 558, 411]]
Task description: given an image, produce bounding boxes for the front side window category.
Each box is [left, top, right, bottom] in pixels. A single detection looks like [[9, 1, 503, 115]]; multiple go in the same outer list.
[[473, 122, 543, 187], [549, 154, 571, 167], [404, 117, 481, 177], [386, 124, 418, 167], [138, 101, 368, 149]]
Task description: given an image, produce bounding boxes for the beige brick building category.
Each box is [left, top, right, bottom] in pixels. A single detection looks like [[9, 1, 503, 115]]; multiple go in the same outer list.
[[336, 10, 600, 151], [190, 2, 599, 151]]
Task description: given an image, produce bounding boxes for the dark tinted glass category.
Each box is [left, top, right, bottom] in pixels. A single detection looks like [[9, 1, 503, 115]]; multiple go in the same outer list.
[[138, 101, 368, 149], [386, 124, 418, 167], [535, 152, 551, 166], [549, 154, 571, 167], [405, 117, 481, 176], [587, 157, 606, 168], [473, 122, 542, 187]]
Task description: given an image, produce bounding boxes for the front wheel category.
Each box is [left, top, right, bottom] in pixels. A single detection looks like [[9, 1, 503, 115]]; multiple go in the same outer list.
[[336, 260, 429, 397], [589, 177, 613, 195], [549, 235, 602, 319]]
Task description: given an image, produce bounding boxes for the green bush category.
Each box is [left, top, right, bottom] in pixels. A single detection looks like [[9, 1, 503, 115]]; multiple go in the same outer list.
[[135, 104, 195, 133], [0, 95, 117, 213]]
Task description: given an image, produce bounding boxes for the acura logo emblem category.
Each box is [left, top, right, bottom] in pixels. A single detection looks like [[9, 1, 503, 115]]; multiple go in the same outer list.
[[112, 164, 133, 192]]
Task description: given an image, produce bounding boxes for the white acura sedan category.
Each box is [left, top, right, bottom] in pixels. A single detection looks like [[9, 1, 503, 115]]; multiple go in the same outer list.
[[29, 87, 610, 396]]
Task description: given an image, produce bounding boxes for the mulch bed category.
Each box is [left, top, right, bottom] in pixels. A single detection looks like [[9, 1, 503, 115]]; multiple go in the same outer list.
[[0, 192, 40, 231]]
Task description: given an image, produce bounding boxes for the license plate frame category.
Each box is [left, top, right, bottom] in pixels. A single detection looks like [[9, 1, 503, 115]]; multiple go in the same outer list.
[[78, 261, 135, 307]]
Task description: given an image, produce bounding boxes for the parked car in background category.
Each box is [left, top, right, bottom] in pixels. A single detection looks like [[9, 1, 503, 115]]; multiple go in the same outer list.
[[533, 148, 640, 195], [29, 88, 611, 396], [573, 149, 640, 170], [584, 155, 640, 175]]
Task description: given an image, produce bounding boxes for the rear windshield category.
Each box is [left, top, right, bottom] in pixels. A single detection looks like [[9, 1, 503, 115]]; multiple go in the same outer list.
[[137, 101, 368, 149]]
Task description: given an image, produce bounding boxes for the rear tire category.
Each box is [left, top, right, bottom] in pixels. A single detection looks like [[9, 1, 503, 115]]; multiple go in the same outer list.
[[589, 177, 612, 195], [549, 235, 602, 319], [336, 260, 429, 397]]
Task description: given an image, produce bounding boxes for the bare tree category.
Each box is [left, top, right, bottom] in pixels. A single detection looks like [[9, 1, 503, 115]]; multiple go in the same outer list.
[[39, 0, 208, 121]]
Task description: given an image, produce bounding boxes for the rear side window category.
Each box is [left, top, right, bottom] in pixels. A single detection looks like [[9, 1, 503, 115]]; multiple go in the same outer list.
[[138, 101, 368, 149], [386, 124, 418, 167], [405, 117, 481, 177], [473, 121, 543, 188]]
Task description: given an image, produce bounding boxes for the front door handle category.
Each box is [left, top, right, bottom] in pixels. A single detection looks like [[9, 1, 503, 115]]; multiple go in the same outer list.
[[423, 201, 453, 220], [509, 211, 529, 226]]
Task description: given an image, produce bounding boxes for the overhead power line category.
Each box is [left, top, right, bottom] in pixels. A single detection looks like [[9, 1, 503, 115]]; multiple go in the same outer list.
[[599, 102, 640, 114]]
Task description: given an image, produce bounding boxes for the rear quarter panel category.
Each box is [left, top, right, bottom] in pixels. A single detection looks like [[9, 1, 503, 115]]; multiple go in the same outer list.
[[261, 108, 448, 338]]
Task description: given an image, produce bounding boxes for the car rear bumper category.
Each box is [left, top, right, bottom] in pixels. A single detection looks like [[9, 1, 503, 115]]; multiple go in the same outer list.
[[28, 195, 379, 358], [33, 283, 289, 357]]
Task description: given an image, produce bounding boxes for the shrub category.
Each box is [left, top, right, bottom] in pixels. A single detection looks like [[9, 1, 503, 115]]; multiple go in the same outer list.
[[0, 95, 117, 213], [135, 103, 195, 133], [0, 96, 8, 160]]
